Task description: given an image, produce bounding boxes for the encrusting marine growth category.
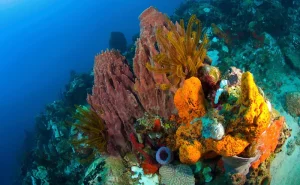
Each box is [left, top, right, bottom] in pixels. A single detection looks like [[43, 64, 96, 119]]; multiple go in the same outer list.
[[69, 6, 289, 185], [20, 1, 300, 184]]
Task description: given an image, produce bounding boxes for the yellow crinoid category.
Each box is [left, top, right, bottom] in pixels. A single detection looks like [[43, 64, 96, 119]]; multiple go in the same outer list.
[[146, 15, 209, 86]]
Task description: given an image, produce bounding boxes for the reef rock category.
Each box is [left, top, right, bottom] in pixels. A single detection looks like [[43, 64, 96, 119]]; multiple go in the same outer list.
[[283, 48, 300, 71], [285, 91, 300, 116]]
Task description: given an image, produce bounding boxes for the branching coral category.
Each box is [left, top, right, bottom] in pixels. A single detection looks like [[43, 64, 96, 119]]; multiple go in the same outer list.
[[146, 14, 209, 86], [129, 133, 159, 174], [71, 105, 107, 154]]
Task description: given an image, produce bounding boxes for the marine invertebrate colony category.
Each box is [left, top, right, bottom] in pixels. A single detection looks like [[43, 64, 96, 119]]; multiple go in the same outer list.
[[159, 164, 195, 185], [227, 71, 271, 141], [45, 6, 289, 185], [88, 50, 144, 156], [156, 146, 173, 165], [133, 7, 176, 119], [71, 105, 107, 154], [174, 77, 206, 124], [146, 14, 209, 86], [18, 1, 298, 184]]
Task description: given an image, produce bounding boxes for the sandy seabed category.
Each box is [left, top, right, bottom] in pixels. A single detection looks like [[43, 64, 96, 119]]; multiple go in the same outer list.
[[270, 75, 300, 185]]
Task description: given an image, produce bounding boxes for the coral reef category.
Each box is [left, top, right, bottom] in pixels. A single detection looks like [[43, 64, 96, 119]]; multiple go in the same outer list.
[[198, 65, 221, 89], [63, 71, 93, 106], [285, 92, 300, 117], [228, 173, 247, 185], [104, 156, 131, 185], [205, 135, 249, 157], [18, 2, 297, 184]]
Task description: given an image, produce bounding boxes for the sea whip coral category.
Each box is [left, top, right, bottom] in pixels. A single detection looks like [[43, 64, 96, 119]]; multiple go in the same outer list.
[[88, 50, 144, 156], [133, 6, 176, 119]]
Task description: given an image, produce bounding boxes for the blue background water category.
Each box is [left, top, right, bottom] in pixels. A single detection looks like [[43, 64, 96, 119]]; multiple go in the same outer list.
[[0, 0, 182, 184]]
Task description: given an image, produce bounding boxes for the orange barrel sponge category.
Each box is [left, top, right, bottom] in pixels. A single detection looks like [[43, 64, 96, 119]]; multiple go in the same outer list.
[[252, 117, 285, 168], [174, 77, 206, 124], [179, 142, 202, 164], [205, 135, 249, 157], [227, 71, 271, 141]]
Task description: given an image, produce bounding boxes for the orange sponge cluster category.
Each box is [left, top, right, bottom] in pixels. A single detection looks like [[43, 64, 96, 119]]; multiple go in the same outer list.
[[205, 135, 249, 157], [251, 117, 285, 168], [174, 77, 206, 125], [227, 72, 271, 141], [175, 121, 202, 149], [173, 72, 282, 165], [179, 142, 202, 164]]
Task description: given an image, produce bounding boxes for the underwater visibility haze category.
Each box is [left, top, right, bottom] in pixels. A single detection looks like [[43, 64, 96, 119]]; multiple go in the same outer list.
[[1, 0, 300, 185], [0, 1, 181, 184]]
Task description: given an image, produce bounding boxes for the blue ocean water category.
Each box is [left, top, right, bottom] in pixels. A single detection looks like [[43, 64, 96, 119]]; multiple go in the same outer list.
[[0, 1, 182, 184]]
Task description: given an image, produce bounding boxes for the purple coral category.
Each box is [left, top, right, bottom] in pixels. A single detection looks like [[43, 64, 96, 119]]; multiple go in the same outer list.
[[156, 147, 173, 165]]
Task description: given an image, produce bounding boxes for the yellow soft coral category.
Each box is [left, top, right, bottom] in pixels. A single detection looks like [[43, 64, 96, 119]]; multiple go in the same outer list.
[[146, 15, 209, 86], [227, 72, 271, 141], [174, 77, 206, 124], [205, 135, 249, 156]]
